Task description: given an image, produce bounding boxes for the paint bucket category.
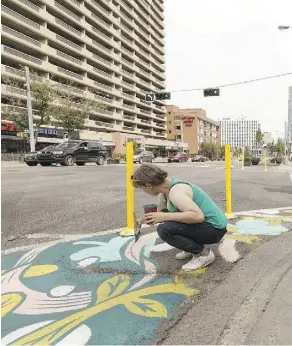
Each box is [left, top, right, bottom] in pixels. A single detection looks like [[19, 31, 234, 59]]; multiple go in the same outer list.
[[143, 204, 158, 224]]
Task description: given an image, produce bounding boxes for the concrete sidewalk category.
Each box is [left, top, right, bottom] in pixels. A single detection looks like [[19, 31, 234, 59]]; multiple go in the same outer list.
[[161, 231, 292, 345]]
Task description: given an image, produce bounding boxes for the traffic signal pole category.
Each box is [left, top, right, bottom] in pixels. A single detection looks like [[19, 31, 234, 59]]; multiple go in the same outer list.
[[24, 66, 35, 153]]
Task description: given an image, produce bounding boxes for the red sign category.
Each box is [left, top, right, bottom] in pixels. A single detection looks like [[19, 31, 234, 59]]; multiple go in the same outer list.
[[181, 116, 195, 126], [1, 121, 18, 136]]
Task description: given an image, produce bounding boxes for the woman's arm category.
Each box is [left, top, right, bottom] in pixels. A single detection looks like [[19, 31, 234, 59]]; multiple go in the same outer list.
[[166, 185, 204, 223], [157, 193, 167, 212]]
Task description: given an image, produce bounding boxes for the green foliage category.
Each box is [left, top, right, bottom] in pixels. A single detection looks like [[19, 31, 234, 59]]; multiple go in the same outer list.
[[255, 130, 264, 147], [244, 146, 251, 160], [200, 142, 224, 159], [275, 138, 285, 157], [31, 83, 57, 125]]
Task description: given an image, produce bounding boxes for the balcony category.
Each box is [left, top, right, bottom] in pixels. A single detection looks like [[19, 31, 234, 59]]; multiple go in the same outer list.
[[91, 39, 112, 54], [139, 109, 151, 115], [57, 66, 83, 79], [93, 94, 113, 104], [2, 25, 42, 47], [1, 5, 41, 29], [123, 126, 135, 132], [92, 54, 113, 67], [123, 103, 135, 110], [94, 81, 113, 91], [95, 121, 114, 128], [1, 64, 25, 78], [90, 0, 111, 15], [56, 50, 83, 65], [93, 67, 112, 79], [2, 45, 43, 65], [2, 85, 27, 97], [55, 18, 81, 36], [121, 69, 134, 78], [122, 92, 135, 100], [54, 1, 81, 21], [122, 79, 135, 89], [139, 118, 152, 124], [56, 34, 81, 50], [92, 26, 112, 41], [140, 129, 151, 134], [18, 0, 40, 11], [123, 115, 136, 122]]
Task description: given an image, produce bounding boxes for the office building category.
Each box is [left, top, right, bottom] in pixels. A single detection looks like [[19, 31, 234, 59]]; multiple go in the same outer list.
[[1, 0, 184, 154], [166, 105, 220, 154], [219, 117, 260, 149], [262, 132, 274, 146]]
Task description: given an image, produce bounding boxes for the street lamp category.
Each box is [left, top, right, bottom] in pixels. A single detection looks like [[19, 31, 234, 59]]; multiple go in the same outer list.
[[278, 25, 292, 31]]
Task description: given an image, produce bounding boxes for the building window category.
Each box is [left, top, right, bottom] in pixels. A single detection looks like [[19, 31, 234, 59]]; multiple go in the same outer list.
[[168, 130, 171, 133], [168, 121, 171, 124]]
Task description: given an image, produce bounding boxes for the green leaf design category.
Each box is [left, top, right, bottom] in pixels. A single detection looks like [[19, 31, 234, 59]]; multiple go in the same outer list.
[[124, 297, 167, 318], [96, 275, 131, 303]]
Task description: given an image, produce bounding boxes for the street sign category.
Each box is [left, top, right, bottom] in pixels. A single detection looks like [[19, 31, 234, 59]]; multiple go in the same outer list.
[[145, 93, 155, 102]]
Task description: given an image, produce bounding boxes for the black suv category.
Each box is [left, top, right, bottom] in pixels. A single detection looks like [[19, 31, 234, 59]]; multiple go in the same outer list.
[[37, 141, 108, 166]]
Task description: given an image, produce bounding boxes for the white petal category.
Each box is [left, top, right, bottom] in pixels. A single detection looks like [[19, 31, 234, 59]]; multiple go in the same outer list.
[[2, 321, 53, 345], [50, 285, 75, 297], [56, 324, 92, 345], [77, 257, 97, 268]]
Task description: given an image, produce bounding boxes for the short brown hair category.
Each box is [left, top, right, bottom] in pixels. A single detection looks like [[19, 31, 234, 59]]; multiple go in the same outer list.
[[132, 164, 168, 188]]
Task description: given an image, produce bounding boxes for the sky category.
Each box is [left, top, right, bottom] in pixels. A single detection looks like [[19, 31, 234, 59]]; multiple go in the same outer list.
[[164, 0, 292, 138]]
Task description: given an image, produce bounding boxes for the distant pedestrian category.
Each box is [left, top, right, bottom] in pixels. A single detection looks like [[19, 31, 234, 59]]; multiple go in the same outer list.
[[132, 164, 227, 271]]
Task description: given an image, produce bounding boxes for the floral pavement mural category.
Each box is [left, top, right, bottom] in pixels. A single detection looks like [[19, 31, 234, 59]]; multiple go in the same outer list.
[[1, 207, 292, 345]]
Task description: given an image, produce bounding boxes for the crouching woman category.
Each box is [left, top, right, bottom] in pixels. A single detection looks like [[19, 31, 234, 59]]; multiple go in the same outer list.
[[132, 164, 227, 271]]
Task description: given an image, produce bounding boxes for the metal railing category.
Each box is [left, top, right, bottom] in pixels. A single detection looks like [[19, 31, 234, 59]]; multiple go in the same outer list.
[[3, 46, 43, 65], [56, 50, 83, 65], [55, 18, 81, 36], [55, 1, 81, 21], [2, 5, 40, 29], [56, 34, 81, 50], [57, 66, 84, 79], [18, 0, 40, 11]]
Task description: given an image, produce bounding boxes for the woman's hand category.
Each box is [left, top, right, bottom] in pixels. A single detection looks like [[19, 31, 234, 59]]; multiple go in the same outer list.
[[145, 212, 167, 225], [137, 216, 145, 227]]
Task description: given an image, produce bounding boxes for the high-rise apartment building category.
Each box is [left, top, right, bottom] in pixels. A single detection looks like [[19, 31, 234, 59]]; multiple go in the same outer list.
[[166, 105, 220, 154], [1, 0, 171, 153], [219, 117, 260, 149], [287, 86, 292, 152]]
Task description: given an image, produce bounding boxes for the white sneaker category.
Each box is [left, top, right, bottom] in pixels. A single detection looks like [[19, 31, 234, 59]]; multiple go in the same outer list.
[[181, 249, 215, 271], [176, 251, 193, 260]]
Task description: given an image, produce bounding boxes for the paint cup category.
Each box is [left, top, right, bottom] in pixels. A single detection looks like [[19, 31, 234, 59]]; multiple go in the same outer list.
[[143, 204, 158, 224]]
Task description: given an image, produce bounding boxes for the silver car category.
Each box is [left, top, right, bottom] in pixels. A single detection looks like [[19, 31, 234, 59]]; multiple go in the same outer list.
[[133, 150, 154, 164]]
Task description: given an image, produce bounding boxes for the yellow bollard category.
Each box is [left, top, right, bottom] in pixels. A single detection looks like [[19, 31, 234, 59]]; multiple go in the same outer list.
[[120, 141, 135, 237], [225, 144, 236, 220], [264, 151, 267, 172], [241, 149, 244, 170]]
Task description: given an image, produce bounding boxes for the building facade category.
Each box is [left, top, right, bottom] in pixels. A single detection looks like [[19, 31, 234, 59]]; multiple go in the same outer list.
[[166, 105, 220, 154], [219, 117, 260, 149], [287, 86, 292, 153], [262, 132, 274, 146], [1, 0, 187, 154]]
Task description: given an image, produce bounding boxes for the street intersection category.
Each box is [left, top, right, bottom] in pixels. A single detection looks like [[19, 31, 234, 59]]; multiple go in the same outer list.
[[1, 162, 292, 344]]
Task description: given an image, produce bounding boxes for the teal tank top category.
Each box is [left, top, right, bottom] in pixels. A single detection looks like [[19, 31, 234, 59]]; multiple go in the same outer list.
[[168, 178, 227, 229]]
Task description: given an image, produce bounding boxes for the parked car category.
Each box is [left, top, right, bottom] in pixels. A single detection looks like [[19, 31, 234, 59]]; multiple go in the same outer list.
[[192, 155, 205, 162], [168, 152, 189, 163], [37, 141, 108, 166], [133, 150, 154, 164], [24, 152, 38, 166]]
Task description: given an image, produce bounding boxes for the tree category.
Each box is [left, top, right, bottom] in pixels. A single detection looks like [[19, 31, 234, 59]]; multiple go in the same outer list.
[[255, 130, 264, 149], [1, 77, 29, 131], [32, 82, 57, 125], [275, 138, 285, 157], [50, 88, 104, 139]]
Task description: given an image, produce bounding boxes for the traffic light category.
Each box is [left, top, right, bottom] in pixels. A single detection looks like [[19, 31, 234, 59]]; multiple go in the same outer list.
[[204, 88, 220, 97], [155, 92, 171, 100], [145, 93, 155, 102]]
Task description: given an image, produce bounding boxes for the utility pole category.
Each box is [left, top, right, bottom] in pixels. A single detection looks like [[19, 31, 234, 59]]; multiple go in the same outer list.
[[24, 66, 35, 152]]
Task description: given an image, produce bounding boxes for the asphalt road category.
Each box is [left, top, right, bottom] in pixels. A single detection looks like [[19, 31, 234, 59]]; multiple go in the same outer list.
[[2, 161, 291, 249]]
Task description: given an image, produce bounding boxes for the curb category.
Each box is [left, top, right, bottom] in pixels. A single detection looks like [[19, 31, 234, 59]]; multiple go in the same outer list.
[[160, 231, 292, 345]]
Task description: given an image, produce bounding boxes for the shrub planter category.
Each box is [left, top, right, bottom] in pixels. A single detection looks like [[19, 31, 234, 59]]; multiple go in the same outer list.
[[107, 159, 120, 164], [275, 157, 283, 165], [244, 159, 251, 166], [251, 157, 260, 165]]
